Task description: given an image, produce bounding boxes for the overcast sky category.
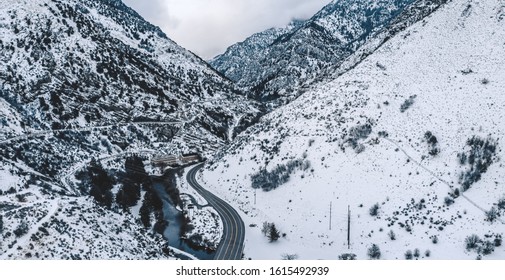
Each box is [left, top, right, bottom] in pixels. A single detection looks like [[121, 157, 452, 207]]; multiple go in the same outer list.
[[122, 0, 331, 59]]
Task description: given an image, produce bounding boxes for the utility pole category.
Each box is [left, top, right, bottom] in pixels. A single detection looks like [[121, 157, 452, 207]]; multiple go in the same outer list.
[[329, 202, 332, 230], [347, 205, 351, 250]]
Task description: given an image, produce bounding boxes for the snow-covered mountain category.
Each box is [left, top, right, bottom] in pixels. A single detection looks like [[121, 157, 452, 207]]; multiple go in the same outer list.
[[210, 0, 421, 109], [0, 0, 259, 259], [202, 0, 505, 260]]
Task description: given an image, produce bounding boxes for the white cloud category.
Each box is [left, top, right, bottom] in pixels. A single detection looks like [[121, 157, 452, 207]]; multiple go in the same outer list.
[[123, 0, 331, 59]]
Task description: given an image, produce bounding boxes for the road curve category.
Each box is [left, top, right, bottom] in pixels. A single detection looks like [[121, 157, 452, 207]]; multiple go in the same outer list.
[[186, 163, 245, 260]]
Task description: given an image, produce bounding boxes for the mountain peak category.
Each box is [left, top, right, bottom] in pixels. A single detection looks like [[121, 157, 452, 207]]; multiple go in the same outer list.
[[210, 0, 417, 109]]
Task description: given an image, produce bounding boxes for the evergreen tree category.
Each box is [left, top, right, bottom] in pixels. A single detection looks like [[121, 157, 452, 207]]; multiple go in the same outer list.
[[268, 223, 280, 242], [117, 156, 149, 208], [367, 244, 381, 259], [116, 178, 141, 208], [140, 198, 151, 228], [88, 158, 113, 208]]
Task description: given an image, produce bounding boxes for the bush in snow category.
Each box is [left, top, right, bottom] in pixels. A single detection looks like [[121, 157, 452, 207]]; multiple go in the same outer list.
[[388, 230, 396, 241], [261, 222, 273, 236], [497, 197, 505, 210], [405, 250, 413, 260], [424, 131, 440, 156], [14, 221, 29, 237], [494, 235, 502, 247], [425, 250, 431, 257], [338, 253, 357, 260], [261, 222, 280, 242], [444, 196, 454, 206], [413, 248, 421, 258], [282, 253, 299, 260], [481, 241, 495, 255], [458, 136, 498, 192], [400, 95, 417, 112], [431, 235, 439, 244], [485, 207, 499, 223], [369, 203, 380, 216], [465, 234, 481, 250], [344, 123, 373, 153], [251, 159, 311, 191], [367, 244, 381, 260]]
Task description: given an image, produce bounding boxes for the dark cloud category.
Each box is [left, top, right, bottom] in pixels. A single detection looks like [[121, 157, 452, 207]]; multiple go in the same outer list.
[[123, 0, 331, 59]]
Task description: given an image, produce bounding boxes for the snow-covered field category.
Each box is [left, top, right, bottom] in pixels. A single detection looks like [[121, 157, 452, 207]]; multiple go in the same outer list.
[[201, 0, 505, 260]]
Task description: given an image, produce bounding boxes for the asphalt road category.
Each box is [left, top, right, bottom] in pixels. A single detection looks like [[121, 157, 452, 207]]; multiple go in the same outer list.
[[186, 163, 245, 260]]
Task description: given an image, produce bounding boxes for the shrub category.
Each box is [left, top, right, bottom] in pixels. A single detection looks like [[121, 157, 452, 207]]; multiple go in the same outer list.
[[465, 234, 481, 250], [405, 250, 413, 260], [425, 250, 431, 257], [345, 123, 373, 153], [14, 222, 29, 237], [494, 235, 502, 247], [349, 124, 373, 141], [251, 159, 311, 191], [369, 203, 380, 216], [497, 197, 505, 210], [458, 136, 498, 191], [454, 188, 460, 197], [485, 207, 499, 223], [400, 95, 417, 112], [338, 253, 357, 260], [388, 230, 396, 241], [457, 153, 467, 165], [367, 244, 381, 260], [424, 131, 440, 156], [444, 197, 454, 206], [282, 253, 298, 260], [432, 235, 439, 244], [261, 222, 272, 236], [413, 248, 421, 258], [481, 241, 495, 255]]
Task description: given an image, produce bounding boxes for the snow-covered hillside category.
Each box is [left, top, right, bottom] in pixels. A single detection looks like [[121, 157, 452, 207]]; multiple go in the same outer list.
[[202, 0, 505, 260], [210, 0, 420, 109], [0, 0, 259, 259]]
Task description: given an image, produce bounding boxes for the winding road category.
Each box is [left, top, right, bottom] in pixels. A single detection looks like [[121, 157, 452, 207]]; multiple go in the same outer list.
[[186, 163, 245, 260]]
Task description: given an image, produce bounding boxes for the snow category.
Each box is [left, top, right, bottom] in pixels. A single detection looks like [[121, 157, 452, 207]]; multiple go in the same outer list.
[[1, 0, 257, 259], [201, 0, 505, 260]]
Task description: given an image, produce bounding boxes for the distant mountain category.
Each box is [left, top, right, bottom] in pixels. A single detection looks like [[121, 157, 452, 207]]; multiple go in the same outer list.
[[210, 0, 417, 109], [203, 0, 505, 259], [0, 0, 259, 259], [210, 19, 304, 88]]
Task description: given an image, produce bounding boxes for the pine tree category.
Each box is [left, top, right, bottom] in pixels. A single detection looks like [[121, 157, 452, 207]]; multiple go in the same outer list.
[[268, 223, 280, 242], [140, 198, 151, 228], [367, 244, 381, 259], [88, 158, 113, 208]]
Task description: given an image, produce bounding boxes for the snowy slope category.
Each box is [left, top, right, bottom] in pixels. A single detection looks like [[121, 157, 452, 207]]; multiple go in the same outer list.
[[201, 0, 505, 260], [210, 0, 419, 109], [0, 0, 259, 259]]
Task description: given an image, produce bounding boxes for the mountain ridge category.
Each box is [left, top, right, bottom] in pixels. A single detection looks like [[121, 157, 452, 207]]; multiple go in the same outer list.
[[209, 0, 419, 109], [0, 0, 259, 259]]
